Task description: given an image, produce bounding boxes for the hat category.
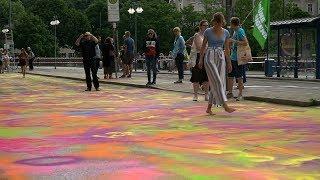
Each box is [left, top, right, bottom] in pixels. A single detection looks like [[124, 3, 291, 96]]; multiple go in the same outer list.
[[27, 47, 31, 50]]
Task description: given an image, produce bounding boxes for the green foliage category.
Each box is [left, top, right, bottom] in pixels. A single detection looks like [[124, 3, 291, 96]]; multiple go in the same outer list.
[[61, 8, 91, 48], [115, 0, 181, 53], [285, 2, 311, 19], [0, 0, 314, 57], [136, 0, 181, 53], [14, 13, 55, 56], [85, 0, 112, 36], [24, 0, 91, 48], [233, 0, 311, 56], [0, 0, 55, 56]]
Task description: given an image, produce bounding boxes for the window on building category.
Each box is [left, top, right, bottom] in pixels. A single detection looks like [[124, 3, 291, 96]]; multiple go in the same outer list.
[[307, 4, 313, 13]]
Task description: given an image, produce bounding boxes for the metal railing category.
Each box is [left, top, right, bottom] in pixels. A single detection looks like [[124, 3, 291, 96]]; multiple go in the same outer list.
[[33, 56, 317, 79], [34, 57, 83, 67], [33, 56, 269, 71]]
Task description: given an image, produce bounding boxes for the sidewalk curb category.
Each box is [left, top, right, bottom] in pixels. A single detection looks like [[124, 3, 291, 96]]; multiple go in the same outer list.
[[246, 76, 320, 83], [37, 66, 320, 82], [132, 71, 320, 82], [244, 96, 320, 107], [28, 72, 319, 107]]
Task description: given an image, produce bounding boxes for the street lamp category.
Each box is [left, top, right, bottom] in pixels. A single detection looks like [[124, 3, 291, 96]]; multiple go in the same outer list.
[[2, 28, 10, 50], [2, 29, 9, 33], [128, 4, 143, 71], [50, 18, 60, 69]]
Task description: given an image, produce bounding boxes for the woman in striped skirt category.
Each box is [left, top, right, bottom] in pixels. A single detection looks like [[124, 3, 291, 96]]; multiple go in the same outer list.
[[199, 12, 236, 115]]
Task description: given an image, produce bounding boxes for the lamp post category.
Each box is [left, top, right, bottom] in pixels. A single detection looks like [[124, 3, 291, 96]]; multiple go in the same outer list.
[[2, 29, 9, 33], [8, 0, 14, 57], [50, 17, 60, 69], [226, 0, 232, 26], [128, 4, 143, 71], [2, 28, 9, 50]]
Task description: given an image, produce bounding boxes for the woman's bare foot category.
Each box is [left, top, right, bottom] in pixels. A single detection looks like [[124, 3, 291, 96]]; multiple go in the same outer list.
[[224, 107, 236, 113], [206, 109, 215, 115], [223, 103, 236, 113]]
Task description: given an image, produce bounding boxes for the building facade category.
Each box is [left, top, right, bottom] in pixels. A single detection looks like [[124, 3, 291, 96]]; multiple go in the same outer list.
[[169, 0, 319, 16], [169, 0, 208, 11], [169, 0, 226, 11], [292, 0, 319, 16]]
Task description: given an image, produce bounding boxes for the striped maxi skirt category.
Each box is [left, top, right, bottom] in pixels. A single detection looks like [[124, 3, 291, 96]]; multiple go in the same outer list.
[[204, 47, 227, 106]]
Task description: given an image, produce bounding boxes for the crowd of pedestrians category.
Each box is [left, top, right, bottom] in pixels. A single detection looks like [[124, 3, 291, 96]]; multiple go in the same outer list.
[[0, 47, 35, 78], [72, 12, 249, 115], [1, 11, 248, 115]]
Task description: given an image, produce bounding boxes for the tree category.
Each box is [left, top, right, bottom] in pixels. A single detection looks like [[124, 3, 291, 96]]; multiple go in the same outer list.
[[0, 0, 55, 56], [24, 0, 91, 48], [61, 9, 92, 48], [65, 0, 95, 10], [285, 2, 311, 19], [85, 0, 112, 38], [2, 0, 314, 57], [180, 5, 202, 40], [233, 0, 311, 56], [116, 0, 181, 53], [14, 13, 55, 56]]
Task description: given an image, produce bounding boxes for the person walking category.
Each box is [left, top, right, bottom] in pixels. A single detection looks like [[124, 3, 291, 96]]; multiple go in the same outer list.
[[2, 49, 10, 72], [144, 29, 160, 86], [101, 37, 116, 79], [18, 48, 28, 78], [198, 12, 236, 115], [27, 47, 35, 71], [227, 17, 249, 101], [75, 32, 100, 91], [0, 49, 3, 74], [189, 20, 209, 101], [172, 27, 186, 83]]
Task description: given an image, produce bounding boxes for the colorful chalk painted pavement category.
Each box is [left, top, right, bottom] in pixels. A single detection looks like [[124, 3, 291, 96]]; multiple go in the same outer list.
[[0, 74, 320, 179]]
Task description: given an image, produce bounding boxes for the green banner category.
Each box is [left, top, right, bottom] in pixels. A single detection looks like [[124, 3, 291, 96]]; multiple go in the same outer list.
[[253, 0, 270, 49]]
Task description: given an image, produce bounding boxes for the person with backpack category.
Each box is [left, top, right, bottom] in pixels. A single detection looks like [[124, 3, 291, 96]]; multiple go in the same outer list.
[[27, 47, 35, 71], [101, 37, 116, 79], [227, 17, 249, 101], [144, 29, 159, 86], [0, 48, 3, 74]]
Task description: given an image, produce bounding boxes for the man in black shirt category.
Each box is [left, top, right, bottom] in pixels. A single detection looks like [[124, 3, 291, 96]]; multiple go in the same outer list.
[[75, 32, 100, 91]]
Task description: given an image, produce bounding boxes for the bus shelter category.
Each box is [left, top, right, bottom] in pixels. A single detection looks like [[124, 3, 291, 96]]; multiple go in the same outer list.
[[270, 16, 320, 79]]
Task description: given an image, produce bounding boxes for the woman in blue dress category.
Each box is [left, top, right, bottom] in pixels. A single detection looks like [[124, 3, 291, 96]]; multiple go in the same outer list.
[[199, 12, 236, 115]]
